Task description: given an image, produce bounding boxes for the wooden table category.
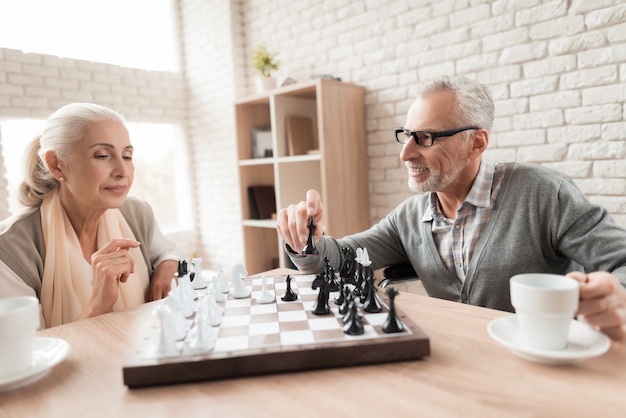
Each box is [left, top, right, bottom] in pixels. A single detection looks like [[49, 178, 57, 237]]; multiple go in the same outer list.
[[1, 269, 624, 417]]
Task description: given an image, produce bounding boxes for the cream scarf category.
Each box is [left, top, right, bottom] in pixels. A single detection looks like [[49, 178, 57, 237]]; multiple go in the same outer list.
[[40, 190, 149, 327]]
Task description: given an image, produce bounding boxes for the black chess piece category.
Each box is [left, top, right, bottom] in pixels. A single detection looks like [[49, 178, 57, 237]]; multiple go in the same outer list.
[[353, 263, 363, 298], [382, 287, 405, 333], [333, 278, 346, 305], [311, 273, 331, 315], [343, 301, 364, 335], [342, 298, 356, 324], [338, 286, 351, 315], [177, 259, 188, 277], [339, 247, 356, 284], [302, 216, 319, 255], [363, 267, 382, 313], [323, 257, 340, 292], [360, 275, 369, 304], [281, 275, 298, 302]]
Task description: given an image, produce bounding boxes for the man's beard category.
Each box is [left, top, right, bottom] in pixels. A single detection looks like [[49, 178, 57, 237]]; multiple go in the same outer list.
[[407, 154, 468, 193]]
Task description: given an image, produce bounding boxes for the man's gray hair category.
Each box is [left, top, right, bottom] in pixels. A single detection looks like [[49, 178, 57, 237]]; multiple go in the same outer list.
[[417, 75, 494, 132]]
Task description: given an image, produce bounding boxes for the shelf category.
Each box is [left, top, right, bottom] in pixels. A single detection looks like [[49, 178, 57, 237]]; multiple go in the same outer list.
[[242, 219, 277, 228], [239, 158, 274, 166], [276, 154, 321, 164], [239, 154, 321, 166]]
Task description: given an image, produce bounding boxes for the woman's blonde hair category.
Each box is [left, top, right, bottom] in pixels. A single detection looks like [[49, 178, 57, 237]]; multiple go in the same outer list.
[[19, 103, 125, 207]]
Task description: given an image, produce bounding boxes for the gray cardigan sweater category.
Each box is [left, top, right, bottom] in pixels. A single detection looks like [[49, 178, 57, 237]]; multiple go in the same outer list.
[[290, 163, 626, 312]]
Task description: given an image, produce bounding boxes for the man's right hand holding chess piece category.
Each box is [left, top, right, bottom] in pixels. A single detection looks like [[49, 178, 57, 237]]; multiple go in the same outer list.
[[277, 189, 325, 254]]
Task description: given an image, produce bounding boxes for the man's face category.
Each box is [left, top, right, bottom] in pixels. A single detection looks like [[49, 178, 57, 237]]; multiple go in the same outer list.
[[399, 90, 473, 194]]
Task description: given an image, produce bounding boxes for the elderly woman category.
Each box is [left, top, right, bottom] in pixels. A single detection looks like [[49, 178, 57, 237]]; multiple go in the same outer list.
[[0, 103, 182, 327]]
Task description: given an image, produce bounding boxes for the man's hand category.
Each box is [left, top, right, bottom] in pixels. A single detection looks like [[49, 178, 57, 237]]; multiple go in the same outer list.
[[276, 189, 325, 253], [568, 271, 626, 341]]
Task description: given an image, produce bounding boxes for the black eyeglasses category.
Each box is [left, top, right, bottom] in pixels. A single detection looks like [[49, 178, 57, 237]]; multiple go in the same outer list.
[[395, 126, 479, 147]]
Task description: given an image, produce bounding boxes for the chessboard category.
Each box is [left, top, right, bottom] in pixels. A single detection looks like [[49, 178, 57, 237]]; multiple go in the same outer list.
[[123, 272, 430, 388]]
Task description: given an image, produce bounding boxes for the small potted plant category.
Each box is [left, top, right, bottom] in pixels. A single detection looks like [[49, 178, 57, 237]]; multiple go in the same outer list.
[[252, 43, 280, 93]]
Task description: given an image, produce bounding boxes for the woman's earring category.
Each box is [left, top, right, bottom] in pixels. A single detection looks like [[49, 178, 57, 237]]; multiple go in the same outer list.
[[59, 177, 64, 182]]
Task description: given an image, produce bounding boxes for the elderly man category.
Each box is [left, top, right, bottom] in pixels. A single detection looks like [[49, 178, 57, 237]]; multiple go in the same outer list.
[[276, 75, 626, 341]]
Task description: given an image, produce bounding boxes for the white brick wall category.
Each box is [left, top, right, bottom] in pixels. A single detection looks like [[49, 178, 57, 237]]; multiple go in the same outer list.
[[178, 0, 244, 269], [237, 0, 626, 227], [1, 0, 625, 275]]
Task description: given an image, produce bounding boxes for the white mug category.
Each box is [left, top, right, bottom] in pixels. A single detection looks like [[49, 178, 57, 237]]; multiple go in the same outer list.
[[0, 296, 40, 377], [510, 273, 579, 350]]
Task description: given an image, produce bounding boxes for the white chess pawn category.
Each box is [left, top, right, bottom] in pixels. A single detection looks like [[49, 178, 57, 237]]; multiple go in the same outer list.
[[216, 264, 230, 294], [191, 257, 208, 290], [231, 263, 250, 298], [204, 288, 223, 326], [162, 293, 189, 340], [188, 305, 216, 353], [256, 276, 275, 304], [212, 275, 226, 302], [154, 304, 179, 357], [180, 272, 198, 301], [171, 275, 196, 318]]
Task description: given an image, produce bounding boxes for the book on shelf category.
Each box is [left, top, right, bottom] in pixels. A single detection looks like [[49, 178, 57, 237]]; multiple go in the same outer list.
[[247, 185, 276, 220]]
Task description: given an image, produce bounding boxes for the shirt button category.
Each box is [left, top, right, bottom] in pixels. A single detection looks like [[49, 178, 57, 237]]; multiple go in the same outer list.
[[461, 293, 468, 302], [456, 262, 462, 268], [454, 224, 461, 230]]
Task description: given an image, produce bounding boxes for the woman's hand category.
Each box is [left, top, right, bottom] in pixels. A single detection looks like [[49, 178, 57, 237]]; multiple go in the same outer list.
[[149, 259, 178, 301], [78, 239, 140, 320]]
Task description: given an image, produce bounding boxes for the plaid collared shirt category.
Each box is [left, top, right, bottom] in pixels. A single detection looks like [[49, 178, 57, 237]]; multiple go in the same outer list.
[[422, 160, 506, 282]]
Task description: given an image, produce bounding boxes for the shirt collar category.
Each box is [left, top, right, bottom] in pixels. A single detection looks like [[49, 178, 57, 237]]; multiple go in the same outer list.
[[422, 159, 496, 223]]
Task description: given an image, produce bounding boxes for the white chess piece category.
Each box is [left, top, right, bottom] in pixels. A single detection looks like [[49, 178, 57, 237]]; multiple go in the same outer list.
[[256, 276, 275, 304], [191, 257, 208, 290], [180, 272, 198, 301], [230, 263, 250, 298], [216, 264, 230, 293], [171, 275, 196, 318], [361, 247, 371, 267], [163, 287, 190, 340], [212, 275, 226, 302], [154, 304, 179, 357], [188, 304, 216, 353], [204, 288, 223, 326]]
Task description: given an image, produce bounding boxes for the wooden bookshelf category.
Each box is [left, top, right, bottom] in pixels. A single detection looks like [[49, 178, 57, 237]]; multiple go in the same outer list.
[[235, 79, 369, 274]]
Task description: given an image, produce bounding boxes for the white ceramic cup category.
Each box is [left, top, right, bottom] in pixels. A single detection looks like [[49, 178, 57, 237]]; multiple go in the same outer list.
[[510, 273, 579, 350], [0, 296, 40, 378]]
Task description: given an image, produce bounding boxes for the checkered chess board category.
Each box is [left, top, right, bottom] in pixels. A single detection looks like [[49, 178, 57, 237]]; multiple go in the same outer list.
[[123, 274, 430, 388]]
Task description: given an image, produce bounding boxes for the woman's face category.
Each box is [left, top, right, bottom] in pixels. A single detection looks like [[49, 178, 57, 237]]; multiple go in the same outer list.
[[59, 119, 134, 212]]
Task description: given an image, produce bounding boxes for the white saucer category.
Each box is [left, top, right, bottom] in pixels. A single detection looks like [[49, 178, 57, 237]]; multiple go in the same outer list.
[[487, 315, 610, 365], [0, 337, 70, 392]]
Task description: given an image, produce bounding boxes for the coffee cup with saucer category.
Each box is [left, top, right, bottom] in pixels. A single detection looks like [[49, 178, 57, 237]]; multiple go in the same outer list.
[[0, 297, 70, 392], [487, 273, 611, 364]]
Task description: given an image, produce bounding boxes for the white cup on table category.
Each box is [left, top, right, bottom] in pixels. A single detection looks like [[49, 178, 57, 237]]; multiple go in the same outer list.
[[510, 273, 580, 350], [0, 296, 40, 378]]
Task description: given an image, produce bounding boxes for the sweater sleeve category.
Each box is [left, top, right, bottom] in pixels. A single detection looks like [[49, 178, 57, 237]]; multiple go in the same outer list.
[[551, 174, 626, 289], [286, 197, 418, 274]]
